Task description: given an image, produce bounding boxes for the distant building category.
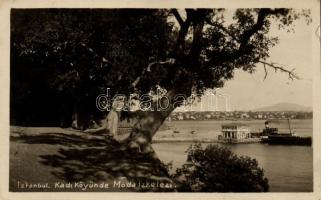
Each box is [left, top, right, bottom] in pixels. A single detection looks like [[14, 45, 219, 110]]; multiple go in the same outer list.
[[177, 114, 183, 120], [221, 123, 251, 140], [241, 113, 250, 119]]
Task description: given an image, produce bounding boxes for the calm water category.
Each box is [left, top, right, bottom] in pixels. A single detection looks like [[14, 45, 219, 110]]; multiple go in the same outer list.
[[153, 119, 313, 192]]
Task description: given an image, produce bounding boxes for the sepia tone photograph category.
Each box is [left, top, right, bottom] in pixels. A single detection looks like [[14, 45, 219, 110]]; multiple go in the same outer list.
[[5, 3, 319, 196]]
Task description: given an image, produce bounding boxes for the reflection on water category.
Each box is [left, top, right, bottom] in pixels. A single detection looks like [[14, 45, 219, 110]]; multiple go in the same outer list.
[[153, 119, 313, 192]]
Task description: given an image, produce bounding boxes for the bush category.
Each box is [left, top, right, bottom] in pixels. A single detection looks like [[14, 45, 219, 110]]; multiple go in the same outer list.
[[174, 143, 269, 192]]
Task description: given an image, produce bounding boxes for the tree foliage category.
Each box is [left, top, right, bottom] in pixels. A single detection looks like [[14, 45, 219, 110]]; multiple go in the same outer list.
[[10, 8, 310, 128], [174, 144, 269, 192], [11, 9, 173, 127]]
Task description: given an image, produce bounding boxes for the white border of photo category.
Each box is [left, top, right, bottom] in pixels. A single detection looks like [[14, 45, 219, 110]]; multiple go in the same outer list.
[[0, 0, 320, 199]]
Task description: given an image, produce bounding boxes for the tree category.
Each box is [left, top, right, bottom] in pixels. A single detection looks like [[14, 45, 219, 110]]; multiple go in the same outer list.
[[11, 9, 173, 128], [123, 8, 310, 153], [11, 9, 310, 152], [174, 144, 269, 192]]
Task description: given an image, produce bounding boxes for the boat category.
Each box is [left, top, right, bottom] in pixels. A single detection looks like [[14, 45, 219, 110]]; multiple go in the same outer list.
[[260, 119, 312, 146]]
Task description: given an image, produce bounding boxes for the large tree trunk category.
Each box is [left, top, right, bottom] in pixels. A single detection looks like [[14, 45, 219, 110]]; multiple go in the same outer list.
[[126, 89, 177, 154]]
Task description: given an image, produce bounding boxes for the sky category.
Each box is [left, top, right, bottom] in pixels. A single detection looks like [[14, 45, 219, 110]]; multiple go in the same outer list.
[[176, 10, 313, 111], [222, 17, 312, 111]]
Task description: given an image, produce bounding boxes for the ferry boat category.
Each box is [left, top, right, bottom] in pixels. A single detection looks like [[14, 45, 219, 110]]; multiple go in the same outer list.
[[260, 120, 312, 146]]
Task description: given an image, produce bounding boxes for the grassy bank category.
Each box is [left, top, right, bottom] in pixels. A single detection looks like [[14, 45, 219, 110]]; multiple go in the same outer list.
[[10, 126, 175, 192]]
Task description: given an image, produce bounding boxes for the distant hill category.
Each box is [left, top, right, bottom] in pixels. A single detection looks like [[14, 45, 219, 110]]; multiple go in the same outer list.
[[254, 103, 312, 112]]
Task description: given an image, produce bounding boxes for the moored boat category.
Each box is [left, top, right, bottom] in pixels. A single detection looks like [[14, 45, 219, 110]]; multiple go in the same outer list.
[[260, 120, 312, 146]]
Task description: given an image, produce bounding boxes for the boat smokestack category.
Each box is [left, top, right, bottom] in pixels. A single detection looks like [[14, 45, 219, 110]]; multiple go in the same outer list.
[[265, 121, 269, 128]]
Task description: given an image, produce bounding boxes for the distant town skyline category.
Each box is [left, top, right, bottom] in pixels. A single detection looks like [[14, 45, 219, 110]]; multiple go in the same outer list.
[[174, 97, 312, 112]]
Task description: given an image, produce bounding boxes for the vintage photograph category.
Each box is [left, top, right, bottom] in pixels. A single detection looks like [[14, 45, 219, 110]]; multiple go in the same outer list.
[[9, 7, 314, 193]]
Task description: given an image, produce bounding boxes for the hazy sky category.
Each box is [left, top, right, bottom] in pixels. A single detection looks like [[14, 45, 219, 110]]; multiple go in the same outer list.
[[176, 10, 313, 111], [221, 17, 312, 110]]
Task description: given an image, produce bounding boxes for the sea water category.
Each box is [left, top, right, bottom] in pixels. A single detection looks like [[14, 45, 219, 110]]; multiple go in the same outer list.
[[153, 119, 313, 192]]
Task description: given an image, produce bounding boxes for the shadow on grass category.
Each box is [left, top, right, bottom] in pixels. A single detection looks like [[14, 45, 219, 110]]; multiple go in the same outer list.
[[11, 132, 174, 192], [11, 132, 108, 147]]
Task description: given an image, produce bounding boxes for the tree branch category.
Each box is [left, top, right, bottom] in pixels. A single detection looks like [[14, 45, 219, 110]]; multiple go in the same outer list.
[[173, 9, 193, 58], [171, 9, 184, 27], [189, 9, 207, 64], [205, 18, 238, 41], [259, 60, 299, 80], [237, 9, 289, 53], [217, 9, 289, 63], [79, 42, 112, 66], [131, 58, 176, 88], [239, 9, 287, 46]]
